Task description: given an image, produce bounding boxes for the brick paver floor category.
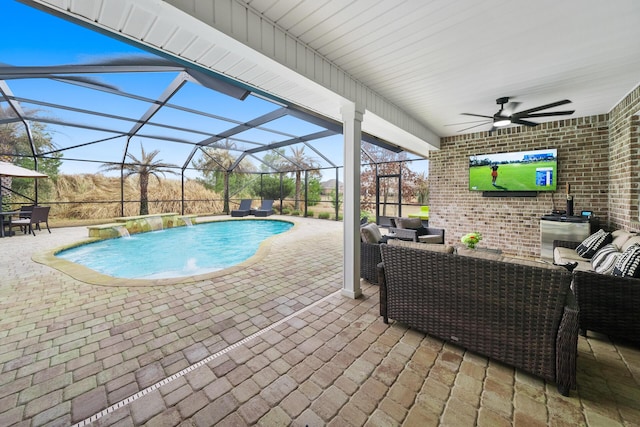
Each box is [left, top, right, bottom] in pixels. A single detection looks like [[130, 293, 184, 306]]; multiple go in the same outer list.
[[1, 216, 639, 426]]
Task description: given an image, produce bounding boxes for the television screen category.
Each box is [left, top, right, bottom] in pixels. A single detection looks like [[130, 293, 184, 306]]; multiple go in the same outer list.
[[469, 148, 557, 192]]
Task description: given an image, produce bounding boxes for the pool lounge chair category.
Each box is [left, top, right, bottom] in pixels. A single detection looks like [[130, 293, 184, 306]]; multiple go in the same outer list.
[[253, 199, 274, 217], [231, 199, 253, 217]]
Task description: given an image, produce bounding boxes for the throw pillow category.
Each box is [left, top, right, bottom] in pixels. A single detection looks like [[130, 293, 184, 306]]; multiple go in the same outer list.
[[576, 229, 612, 258], [360, 223, 383, 244], [396, 217, 423, 230], [611, 230, 634, 250], [613, 243, 640, 277], [591, 244, 622, 275]]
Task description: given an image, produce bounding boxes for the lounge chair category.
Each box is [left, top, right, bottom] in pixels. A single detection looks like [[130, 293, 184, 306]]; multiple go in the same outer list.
[[231, 199, 253, 217], [253, 199, 274, 217], [10, 205, 50, 236]]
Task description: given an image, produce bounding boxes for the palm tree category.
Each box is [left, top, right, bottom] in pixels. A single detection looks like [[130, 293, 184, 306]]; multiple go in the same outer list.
[[193, 139, 254, 214], [288, 146, 320, 210], [102, 144, 178, 215]]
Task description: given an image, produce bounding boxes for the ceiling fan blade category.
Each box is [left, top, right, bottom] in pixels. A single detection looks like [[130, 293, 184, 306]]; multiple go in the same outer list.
[[511, 118, 538, 127], [445, 119, 491, 126], [514, 99, 572, 116], [461, 113, 493, 119], [458, 121, 493, 132], [519, 110, 575, 118]]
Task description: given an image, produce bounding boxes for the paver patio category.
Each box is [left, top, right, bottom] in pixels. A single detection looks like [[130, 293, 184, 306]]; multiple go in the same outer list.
[[0, 216, 639, 426]]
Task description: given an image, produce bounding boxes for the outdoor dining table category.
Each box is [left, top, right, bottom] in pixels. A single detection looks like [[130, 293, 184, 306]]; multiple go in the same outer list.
[[0, 211, 19, 238]]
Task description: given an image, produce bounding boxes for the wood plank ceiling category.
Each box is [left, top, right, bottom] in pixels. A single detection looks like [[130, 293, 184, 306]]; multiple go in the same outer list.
[[233, 0, 640, 136]]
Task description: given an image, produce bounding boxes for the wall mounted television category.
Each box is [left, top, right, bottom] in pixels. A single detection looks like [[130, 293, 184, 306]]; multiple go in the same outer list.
[[469, 148, 557, 192]]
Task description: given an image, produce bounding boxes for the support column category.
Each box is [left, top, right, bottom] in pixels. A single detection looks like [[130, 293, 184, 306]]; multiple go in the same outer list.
[[341, 102, 364, 299]]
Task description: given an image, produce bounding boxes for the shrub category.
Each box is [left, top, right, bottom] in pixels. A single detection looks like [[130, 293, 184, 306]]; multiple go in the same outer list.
[[318, 212, 330, 219], [305, 210, 315, 218], [291, 210, 300, 216]]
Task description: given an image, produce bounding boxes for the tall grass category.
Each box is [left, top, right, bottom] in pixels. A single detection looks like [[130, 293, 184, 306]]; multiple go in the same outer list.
[[50, 174, 222, 221]]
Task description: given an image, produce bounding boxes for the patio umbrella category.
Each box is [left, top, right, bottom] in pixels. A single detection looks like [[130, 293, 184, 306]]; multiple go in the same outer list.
[[0, 162, 48, 207], [0, 161, 48, 178]]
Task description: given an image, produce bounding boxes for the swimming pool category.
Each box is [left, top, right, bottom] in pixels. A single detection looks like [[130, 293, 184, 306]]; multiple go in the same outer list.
[[56, 220, 293, 279]]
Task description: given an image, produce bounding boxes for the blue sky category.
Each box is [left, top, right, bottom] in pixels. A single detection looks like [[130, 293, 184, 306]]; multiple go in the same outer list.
[[2, 1, 426, 181]]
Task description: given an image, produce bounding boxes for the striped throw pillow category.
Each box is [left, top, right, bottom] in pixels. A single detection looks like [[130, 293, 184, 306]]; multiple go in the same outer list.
[[613, 243, 640, 277], [576, 229, 612, 258], [591, 244, 621, 275]]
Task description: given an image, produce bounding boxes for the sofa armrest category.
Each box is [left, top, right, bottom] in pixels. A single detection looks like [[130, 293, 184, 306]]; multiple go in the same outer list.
[[388, 227, 417, 241], [421, 227, 445, 244], [556, 292, 579, 396], [361, 241, 382, 284], [553, 240, 580, 250], [573, 270, 640, 344]]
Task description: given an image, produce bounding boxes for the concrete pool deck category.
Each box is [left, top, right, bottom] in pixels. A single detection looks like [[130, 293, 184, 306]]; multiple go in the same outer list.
[[0, 215, 639, 426]]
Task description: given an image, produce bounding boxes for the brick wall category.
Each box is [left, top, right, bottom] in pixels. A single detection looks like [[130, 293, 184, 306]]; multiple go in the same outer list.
[[429, 115, 610, 258], [608, 85, 640, 231]]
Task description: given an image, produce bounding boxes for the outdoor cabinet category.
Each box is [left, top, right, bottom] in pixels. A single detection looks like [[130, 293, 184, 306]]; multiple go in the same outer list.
[[540, 218, 594, 260]]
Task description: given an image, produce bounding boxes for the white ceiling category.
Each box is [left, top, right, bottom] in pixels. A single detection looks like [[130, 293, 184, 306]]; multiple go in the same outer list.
[[234, 0, 640, 137], [23, 0, 640, 151]]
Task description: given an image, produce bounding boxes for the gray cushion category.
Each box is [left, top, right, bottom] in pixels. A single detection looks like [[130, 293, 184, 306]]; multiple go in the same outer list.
[[455, 247, 503, 261], [554, 246, 585, 264], [611, 230, 634, 250], [418, 235, 444, 244], [360, 223, 383, 244], [395, 217, 423, 230], [388, 239, 454, 254], [620, 235, 640, 252]]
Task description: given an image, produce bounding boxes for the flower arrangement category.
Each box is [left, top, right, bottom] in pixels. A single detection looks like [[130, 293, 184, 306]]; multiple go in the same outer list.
[[461, 231, 482, 249]]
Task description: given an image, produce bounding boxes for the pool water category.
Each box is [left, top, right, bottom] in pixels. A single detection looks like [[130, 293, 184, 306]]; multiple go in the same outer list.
[[57, 220, 293, 279]]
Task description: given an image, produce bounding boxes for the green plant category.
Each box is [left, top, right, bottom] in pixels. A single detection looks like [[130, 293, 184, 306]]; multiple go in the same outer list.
[[461, 231, 482, 249], [318, 212, 330, 219], [291, 210, 300, 216], [305, 210, 315, 218]]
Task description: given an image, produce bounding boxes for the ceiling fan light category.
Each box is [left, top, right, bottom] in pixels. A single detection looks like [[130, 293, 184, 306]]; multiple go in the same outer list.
[[494, 119, 511, 127]]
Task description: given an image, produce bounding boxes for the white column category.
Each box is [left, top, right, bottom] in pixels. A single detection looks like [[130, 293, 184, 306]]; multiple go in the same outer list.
[[341, 102, 364, 299]]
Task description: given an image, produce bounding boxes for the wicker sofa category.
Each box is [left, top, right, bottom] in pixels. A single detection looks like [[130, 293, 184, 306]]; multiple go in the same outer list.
[[554, 237, 640, 345], [378, 243, 578, 395]]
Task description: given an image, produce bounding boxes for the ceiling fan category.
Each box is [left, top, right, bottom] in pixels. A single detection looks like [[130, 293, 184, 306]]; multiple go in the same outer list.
[[452, 97, 575, 132]]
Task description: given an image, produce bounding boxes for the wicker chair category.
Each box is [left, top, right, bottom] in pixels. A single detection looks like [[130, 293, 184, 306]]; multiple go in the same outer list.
[[554, 239, 640, 345], [378, 244, 578, 396], [361, 241, 382, 284], [10, 206, 51, 236], [388, 217, 445, 243]]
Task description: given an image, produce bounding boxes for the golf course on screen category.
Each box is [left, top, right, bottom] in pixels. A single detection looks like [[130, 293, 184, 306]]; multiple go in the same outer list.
[[469, 160, 557, 191]]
